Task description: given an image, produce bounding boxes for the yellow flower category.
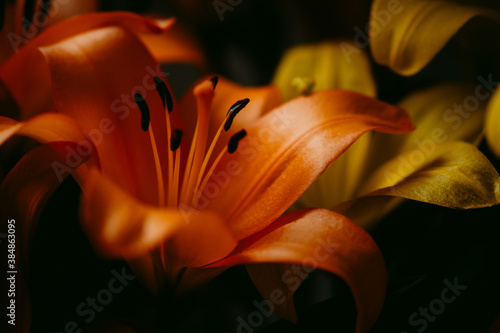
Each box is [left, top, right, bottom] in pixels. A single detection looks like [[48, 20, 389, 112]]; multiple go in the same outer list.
[[273, 40, 500, 228], [368, 0, 500, 158]]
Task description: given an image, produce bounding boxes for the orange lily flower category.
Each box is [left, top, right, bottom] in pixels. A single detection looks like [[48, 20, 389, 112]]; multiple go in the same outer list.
[[0, 12, 415, 333]]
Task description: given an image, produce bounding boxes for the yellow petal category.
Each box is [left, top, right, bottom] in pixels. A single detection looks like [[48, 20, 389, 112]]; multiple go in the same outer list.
[[209, 209, 387, 333], [299, 82, 485, 210], [336, 141, 500, 228], [370, 0, 500, 75], [486, 87, 500, 158], [366, 82, 487, 173], [272, 40, 376, 101]]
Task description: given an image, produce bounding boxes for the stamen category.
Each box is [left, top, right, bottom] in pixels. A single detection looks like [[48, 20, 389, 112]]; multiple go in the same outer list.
[[193, 129, 247, 207], [170, 148, 181, 207], [224, 98, 250, 132], [228, 129, 247, 154], [192, 98, 250, 198], [170, 129, 183, 151], [148, 130, 165, 206], [153, 75, 176, 205], [210, 76, 219, 90], [134, 93, 150, 131], [134, 93, 165, 206], [180, 79, 214, 205], [154, 75, 174, 113]]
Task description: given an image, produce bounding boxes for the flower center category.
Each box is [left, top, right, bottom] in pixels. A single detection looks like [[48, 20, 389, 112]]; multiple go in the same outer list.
[[134, 76, 249, 209]]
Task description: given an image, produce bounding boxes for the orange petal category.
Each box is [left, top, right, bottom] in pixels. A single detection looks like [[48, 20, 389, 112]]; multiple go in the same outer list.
[[1, 113, 85, 143], [0, 113, 99, 186], [139, 22, 207, 70], [0, 12, 174, 119], [40, 26, 180, 205], [202, 90, 413, 240], [0, 142, 89, 333], [81, 169, 237, 276], [0, 113, 97, 162], [209, 208, 387, 333]]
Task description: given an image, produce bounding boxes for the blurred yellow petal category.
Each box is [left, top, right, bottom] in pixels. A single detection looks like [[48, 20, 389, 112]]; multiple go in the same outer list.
[[299, 82, 488, 210], [370, 0, 500, 75], [272, 40, 376, 101], [336, 141, 500, 228], [366, 82, 487, 172], [485, 87, 500, 158]]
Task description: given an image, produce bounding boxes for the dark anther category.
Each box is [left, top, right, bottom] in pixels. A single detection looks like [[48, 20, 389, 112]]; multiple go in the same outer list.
[[170, 129, 183, 151], [228, 129, 247, 154], [210, 76, 219, 90], [224, 98, 250, 132], [154, 76, 173, 113], [134, 93, 150, 131]]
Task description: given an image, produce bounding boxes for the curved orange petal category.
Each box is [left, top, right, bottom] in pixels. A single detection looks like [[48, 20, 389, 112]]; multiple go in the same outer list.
[[40, 25, 183, 205], [0, 12, 174, 119], [202, 90, 413, 240], [81, 169, 237, 277], [139, 22, 207, 70], [209, 208, 387, 333], [0, 142, 90, 333], [0, 113, 96, 157]]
